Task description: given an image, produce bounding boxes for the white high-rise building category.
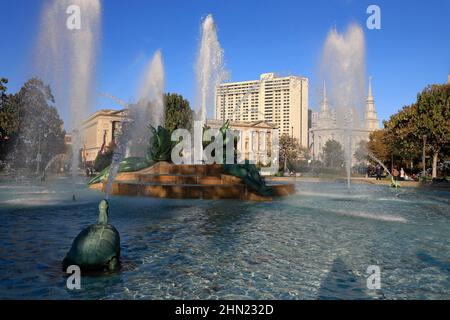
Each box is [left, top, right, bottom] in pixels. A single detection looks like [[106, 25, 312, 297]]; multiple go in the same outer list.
[[215, 73, 309, 147]]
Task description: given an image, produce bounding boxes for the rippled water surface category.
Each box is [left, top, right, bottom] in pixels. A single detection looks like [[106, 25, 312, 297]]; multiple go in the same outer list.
[[0, 178, 449, 299]]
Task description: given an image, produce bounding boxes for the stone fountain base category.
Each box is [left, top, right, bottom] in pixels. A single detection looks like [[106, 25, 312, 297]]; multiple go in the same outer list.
[[90, 162, 295, 201]]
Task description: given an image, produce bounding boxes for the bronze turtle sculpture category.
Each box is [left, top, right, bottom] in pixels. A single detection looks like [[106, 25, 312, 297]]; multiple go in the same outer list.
[[62, 199, 120, 272]]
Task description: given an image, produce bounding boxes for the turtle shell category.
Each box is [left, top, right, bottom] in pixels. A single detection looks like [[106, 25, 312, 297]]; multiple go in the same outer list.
[[63, 223, 120, 271]]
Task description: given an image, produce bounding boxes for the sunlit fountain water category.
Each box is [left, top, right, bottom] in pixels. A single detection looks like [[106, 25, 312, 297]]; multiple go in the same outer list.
[[1, 178, 449, 299], [121, 50, 166, 158], [194, 14, 228, 163], [105, 50, 165, 197], [320, 24, 366, 189], [35, 0, 101, 196], [0, 9, 449, 300]]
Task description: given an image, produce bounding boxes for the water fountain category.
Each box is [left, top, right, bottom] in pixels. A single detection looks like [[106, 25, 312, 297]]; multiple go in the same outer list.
[[319, 24, 366, 189], [138, 50, 166, 129], [104, 50, 165, 197], [40, 153, 66, 181], [32, 0, 123, 271], [366, 150, 400, 188], [126, 50, 166, 157], [195, 14, 228, 163], [35, 0, 101, 197]]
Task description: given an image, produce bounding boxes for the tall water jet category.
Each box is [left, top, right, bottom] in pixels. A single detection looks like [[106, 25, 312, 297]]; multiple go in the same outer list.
[[127, 50, 165, 157], [104, 50, 165, 197], [195, 14, 228, 163], [138, 50, 165, 128], [319, 24, 366, 189], [35, 0, 101, 191]]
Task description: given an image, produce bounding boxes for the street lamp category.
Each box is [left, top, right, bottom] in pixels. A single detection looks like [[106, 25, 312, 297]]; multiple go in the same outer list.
[[422, 135, 427, 177]]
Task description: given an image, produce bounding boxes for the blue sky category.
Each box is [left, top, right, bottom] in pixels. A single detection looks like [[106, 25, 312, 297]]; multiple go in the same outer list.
[[0, 0, 449, 128]]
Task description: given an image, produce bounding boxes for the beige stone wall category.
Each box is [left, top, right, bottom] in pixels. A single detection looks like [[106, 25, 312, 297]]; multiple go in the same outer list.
[[79, 110, 126, 163]]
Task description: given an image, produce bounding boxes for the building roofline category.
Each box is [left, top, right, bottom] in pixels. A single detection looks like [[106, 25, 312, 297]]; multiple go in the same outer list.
[[81, 108, 127, 125], [206, 119, 278, 129]]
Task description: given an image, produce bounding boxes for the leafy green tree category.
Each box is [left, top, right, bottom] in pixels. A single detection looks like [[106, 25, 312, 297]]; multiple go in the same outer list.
[[383, 104, 421, 171], [413, 84, 450, 177], [367, 129, 392, 165], [279, 134, 300, 172], [164, 93, 193, 133], [322, 139, 345, 168], [384, 84, 449, 177], [0, 78, 19, 162], [354, 140, 368, 165], [10, 78, 66, 172]]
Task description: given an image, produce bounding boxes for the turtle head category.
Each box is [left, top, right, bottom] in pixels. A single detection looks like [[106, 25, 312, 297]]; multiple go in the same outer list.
[[98, 199, 109, 224]]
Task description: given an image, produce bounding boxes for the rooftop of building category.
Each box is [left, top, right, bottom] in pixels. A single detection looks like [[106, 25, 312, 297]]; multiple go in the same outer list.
[[218, 72, 308, 87], [81, 108, 127, 125], [206, 118, 278, 129]]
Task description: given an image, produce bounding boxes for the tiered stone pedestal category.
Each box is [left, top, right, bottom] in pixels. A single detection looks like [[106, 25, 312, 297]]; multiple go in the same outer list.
[[90, 162, 295, 201]]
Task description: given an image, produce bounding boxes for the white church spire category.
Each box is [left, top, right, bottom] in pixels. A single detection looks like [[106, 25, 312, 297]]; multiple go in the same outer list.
[[320, 81, 329, 112], [364, 76, 379, 130], [368, 76, 373, 101]]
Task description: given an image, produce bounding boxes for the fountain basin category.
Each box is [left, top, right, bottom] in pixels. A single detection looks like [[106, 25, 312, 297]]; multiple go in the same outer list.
[[90, 162, 295, 201]]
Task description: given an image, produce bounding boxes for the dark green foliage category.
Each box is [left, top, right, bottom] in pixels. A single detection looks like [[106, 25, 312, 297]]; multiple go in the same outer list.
[[0, 78, 19, 163], [322, 139, 345, 168], [279, 134, 301, 172], [382, 83, 449, 177], [164, 93, 193, 133], [1, 78, 65, 172]]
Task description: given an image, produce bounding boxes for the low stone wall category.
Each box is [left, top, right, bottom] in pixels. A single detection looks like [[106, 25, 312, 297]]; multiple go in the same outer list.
[[90, 163, 295, 201]]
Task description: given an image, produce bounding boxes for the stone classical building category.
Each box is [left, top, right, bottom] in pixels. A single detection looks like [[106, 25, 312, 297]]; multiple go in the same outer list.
[[309, 77, 379, 162], [79, 109, 127, 163], [78, 108, 278, 166], [206, 119, 277, 165], [215, 72, 308, 147]]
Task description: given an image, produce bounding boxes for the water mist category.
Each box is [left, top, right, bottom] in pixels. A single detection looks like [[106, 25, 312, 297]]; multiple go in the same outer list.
[[104, 50, 165, 197], [194, 14, 228, 163], [35, 0, 101, 197], [319, 24, 366, 189]]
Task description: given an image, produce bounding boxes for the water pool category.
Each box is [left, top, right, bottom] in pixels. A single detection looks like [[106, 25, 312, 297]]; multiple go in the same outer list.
[[0, 178, 448, 299]]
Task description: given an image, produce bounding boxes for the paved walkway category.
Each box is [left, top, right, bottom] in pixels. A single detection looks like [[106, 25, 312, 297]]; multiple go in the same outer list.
[[266, 176, 449, 189]]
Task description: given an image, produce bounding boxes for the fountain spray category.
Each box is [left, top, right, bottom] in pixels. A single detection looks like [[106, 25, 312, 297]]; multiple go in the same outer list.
[[195, 14, 228, 163], [319, 24, 366, 189], [35, 0, 101, 199], [104, 51, 165, 198]]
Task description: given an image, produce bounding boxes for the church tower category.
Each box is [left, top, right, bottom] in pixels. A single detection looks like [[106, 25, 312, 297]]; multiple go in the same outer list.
[[318, 82, 335, 129], [364, 76, 379, 130], [320, 82, 329, 113]]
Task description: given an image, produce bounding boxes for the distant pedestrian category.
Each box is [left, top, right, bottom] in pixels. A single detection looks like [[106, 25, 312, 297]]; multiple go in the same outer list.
[[375, 164, 382, 180], [400, 168, 405, 181]]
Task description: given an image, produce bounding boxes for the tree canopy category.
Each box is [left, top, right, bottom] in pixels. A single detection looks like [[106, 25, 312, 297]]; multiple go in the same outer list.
[[0, 78, 19, 163], [379, 84, 450, 177], [164, 93, 193, 133], [5, 78, 66, 172], [279, 134, 301, 172], [322, 139, 345, 168]]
